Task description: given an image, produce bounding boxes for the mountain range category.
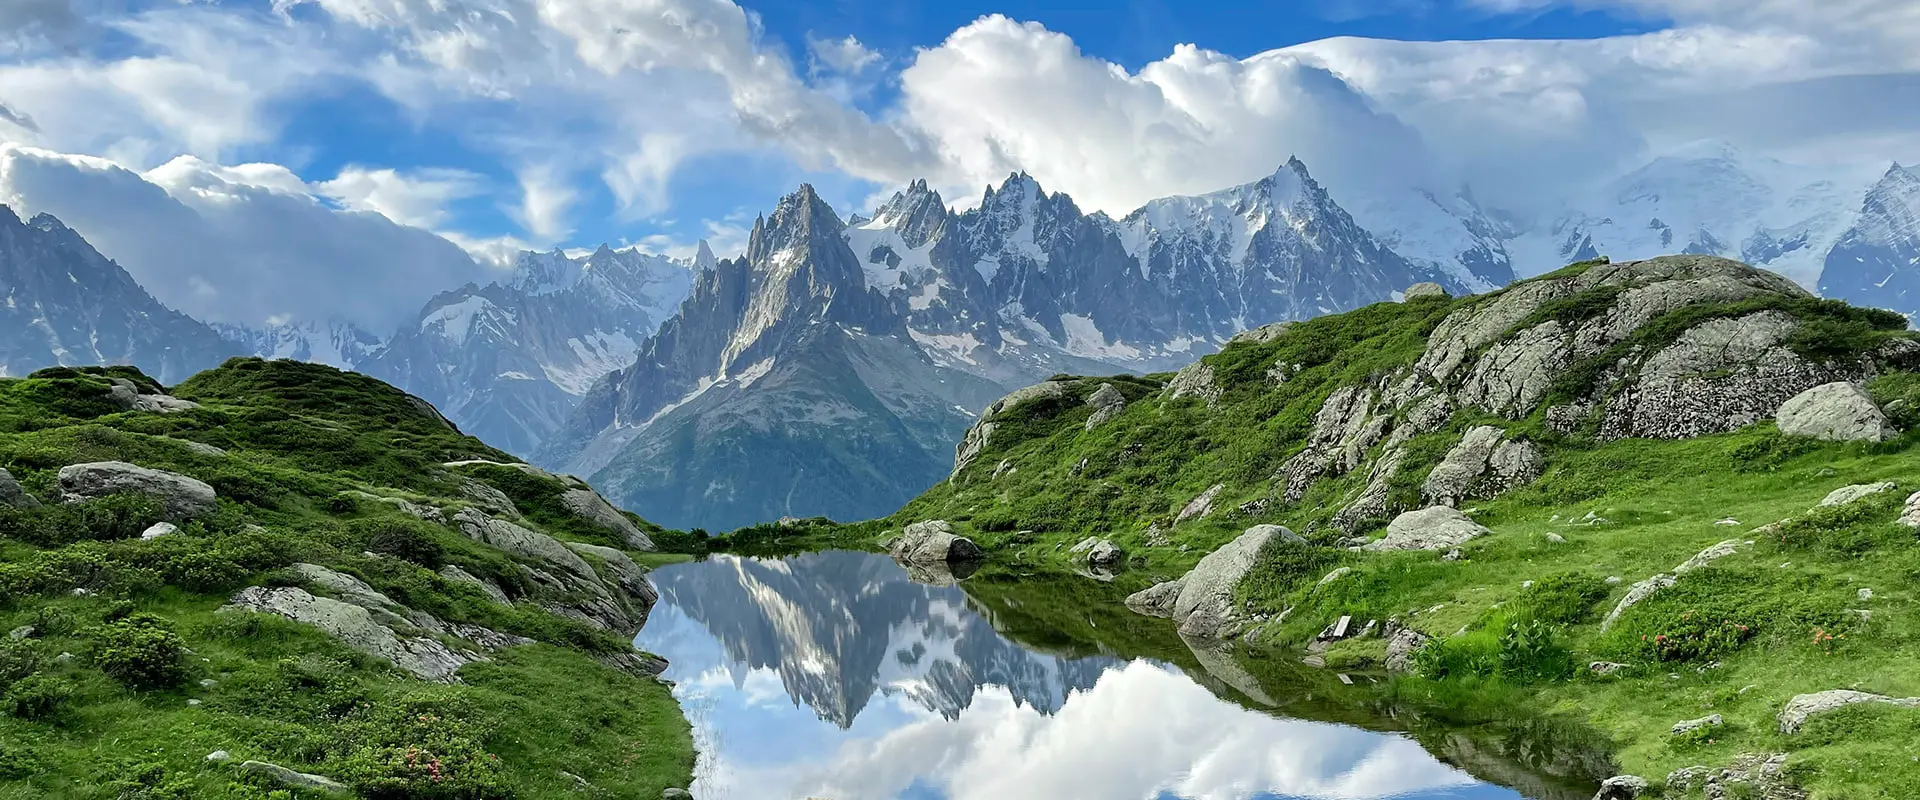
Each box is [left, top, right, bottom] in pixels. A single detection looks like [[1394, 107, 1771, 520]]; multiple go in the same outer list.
[[2, 142, 1914, 529]]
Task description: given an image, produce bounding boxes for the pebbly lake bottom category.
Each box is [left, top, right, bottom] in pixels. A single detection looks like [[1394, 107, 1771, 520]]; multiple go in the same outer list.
[[634, 550, 1609, 800]]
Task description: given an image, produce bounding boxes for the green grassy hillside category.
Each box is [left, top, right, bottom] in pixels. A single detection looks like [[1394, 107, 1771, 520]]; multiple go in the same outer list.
[[878, 256, 1920, 797], [0, 359, 694, 798]]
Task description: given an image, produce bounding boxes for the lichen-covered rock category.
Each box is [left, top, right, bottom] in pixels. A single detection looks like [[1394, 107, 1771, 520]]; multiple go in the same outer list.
[[1230, 321, 1295, 345], [457, 477, 519, 517], [224, 586, 480, 681], [1275, 386, 1390, 503], [1403, 282, 1448, 300], [104, 378, 200, 414], [1592, 775, 1649, 800], [439, 565, 511, 604], [560, 488, 657, 551], [1422, 426, 1544, 506], [0, 468, 37, 508], [1777, 382, 1897, 442], [1671, 714, 1724, 736], [1779, 689, 1920, 733], [238, 761, 351, 795], [566, 541, 660, 613], [1362, 507, 1491, 552], [453, 509, 597, 578], [889, 520, 984, 566], [1069, 537, 1125, 567], [1384, 626, 1430, 673], [138, 522, 177, 540], [1817, 481, 1898, 508], [292, 563, 399, 610], [58, 461, 217, 520], [1600, 311, 1833, 440], [1125, 579, 1184, 618], [1083, 383, 1127, 431], [1165, 361, 1222, 406], [1900, 491, 1920, 527], [1174, 483, 1225, 525], [952, 380, 1072, 479]]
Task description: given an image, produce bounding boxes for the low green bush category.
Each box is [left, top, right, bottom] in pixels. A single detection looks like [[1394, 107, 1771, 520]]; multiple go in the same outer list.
[[334, 690, 512, 800], [6, 673, 74, 721], [0, 493, 165, 547], [91, 613, 189, 690], [1508, 573, 1609, 626], [355, 518, 448, 568]]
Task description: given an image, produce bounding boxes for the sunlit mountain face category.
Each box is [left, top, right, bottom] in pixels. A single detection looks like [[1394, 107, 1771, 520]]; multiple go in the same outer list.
[[635, 551, 1538, 800]]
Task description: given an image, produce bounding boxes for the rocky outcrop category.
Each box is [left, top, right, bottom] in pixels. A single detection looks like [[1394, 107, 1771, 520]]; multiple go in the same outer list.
[[1164, 362, 1223, 407], [1229, 321, 1294, 345], [1599, 311, 1834, 440], [58, 461, 217, 520], [952, 381, 1072, 479], [1422, 426, 1544, 506], [1362, 506, 1491, 552], [104, 378, 200, 414], [1601, 539, 1747, 631], [224, 586, 480, 681], [1083, 383, 1126, 431], [1384, 626, 1430, 673], [456, 478, 519, 517], [1592, 775, 1649, 800], [1817, 481, 1898, 508], [1174, 484, 1225, 525], [1671, 714, 1724, 736], [454, 509, 596, 578], [889, 520, 984, 566], [1779, 689, 1920, 733], [439, 565, 511, 604], [1127, 525, 1297, 638], [238, 761, 351, 795], [1901, 491, 1920, 527], [559, 488, 657, 551], [1403, 282, 1448, 300], [1776, 381, 1896, 442], [0, 468, 38, 508], [565, 542, 660, 612]]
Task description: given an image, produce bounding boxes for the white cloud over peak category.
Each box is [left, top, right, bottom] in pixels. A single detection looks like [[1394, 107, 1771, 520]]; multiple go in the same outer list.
[[0, 143, 492, 331]]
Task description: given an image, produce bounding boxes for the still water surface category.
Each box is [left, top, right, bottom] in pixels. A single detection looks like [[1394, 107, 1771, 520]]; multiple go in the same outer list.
[[634, 550, 1582, 800]]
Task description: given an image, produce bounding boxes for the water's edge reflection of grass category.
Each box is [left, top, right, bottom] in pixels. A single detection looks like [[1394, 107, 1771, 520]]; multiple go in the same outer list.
[[695, 541, 1611, 800]]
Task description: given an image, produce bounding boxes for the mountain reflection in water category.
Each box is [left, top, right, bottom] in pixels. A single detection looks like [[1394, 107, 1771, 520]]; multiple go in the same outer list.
[[635, 550, 1531, 800]]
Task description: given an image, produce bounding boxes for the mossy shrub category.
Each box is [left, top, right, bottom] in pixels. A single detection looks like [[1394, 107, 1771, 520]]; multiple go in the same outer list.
[[354, 518, 448, 568], [0, 493, 165, 547], [5, 673, 75, 721], [334, 690, 512, 800], [91, 613, 189, 690]]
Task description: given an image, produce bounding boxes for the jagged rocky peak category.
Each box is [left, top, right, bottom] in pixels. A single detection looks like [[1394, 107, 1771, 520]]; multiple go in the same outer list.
[[1820, 162, 1920, 317], [869, 178, 950, 249]]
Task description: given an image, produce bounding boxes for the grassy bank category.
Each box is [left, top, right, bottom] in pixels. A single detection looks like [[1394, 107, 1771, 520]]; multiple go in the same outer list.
[[869, 257, 1920, 797], [0, 361, 695, 798]]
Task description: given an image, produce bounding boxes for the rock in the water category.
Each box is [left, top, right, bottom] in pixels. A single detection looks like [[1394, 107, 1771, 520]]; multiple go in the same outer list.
[[1069, 537, 1125, 567], [1403, 282, 1448, 300], [0, 468, 39, 508], [1124, 579, 1185, 618], [139, 522, 178, 540], [238, 761, 350, 795], [1174, 483, 1225, 525], [1362, 507, 1491, 552], [58, 461, 217, 520], [889, 520, 984, 566], [1776, 382, 1897, 442], [1165, 361, 1222, 406], [1779, 689, 1920, 733], [1817, 481, 1898, 508], [1592, 775, 1649, 800], [1671, 714, 1724, 735], [1083, 383, 1127, 431], [559, 488, 657, 551], [1384, 627, 1430, 673], [224, 586, 480, 681], [1158, 525, 1298, 638]]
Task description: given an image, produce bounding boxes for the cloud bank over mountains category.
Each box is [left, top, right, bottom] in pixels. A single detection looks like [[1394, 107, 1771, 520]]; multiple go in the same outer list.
[[0, 0, 1915, 328]]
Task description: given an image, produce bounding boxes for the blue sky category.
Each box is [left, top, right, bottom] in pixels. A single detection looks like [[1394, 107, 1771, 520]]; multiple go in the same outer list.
[[1, 0, 1916, 329]]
